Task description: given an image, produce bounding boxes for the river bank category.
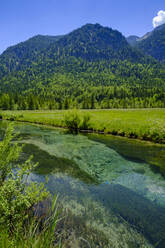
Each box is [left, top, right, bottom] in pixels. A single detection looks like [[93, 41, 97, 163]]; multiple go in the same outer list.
[[0, 108, 165, 144]]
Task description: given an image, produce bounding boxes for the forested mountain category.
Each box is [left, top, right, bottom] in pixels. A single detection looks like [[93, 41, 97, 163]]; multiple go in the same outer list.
[[0, 34, 62, 76], [0, 23, 147, 73], [0, 23, 165, 110], [128, 24, 165, 63], [42, 23, 147, 62]]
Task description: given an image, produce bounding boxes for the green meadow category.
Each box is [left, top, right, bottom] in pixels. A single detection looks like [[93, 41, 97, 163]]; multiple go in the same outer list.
[[1, 108, 165, 144]]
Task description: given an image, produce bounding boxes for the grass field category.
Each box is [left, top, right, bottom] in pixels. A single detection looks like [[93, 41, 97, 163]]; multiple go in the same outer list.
[[1, 109, 165, 144]]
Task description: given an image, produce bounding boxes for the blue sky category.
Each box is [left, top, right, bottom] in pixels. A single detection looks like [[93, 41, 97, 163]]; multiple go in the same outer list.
[[0, 0, 164, 54]]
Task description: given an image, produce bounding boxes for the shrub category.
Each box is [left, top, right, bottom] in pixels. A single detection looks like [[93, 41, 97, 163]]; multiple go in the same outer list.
[[0, 124, 49, 230], [79, 113, 91, 130], [0, 124, 60, 247], [63, 110, 81, 132]]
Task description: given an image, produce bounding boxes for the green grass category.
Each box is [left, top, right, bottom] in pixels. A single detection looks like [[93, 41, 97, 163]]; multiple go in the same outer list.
[[1, 109, 165, 143]]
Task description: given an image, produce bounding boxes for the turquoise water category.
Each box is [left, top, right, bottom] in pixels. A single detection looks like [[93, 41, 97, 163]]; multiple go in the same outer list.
[[1, 122, 165, 247]]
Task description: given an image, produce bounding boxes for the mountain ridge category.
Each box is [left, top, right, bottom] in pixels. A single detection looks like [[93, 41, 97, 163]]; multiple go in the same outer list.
[[0, 23, 164, 110], [0, 23, 151, 79], [127, 23, 165, 63]]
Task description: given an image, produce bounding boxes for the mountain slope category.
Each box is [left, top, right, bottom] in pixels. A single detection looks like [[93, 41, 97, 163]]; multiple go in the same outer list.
[[0, 23, 164, 110], [130, 24, 165, 63], [0, 23, 151, 89], [43, 23, 145, 62], [0, 23, 148, 74], [0, 34, 62, 75]]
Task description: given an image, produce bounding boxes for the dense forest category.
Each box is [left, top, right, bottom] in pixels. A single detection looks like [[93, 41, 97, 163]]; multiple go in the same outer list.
[[0, 23, 165, 109]]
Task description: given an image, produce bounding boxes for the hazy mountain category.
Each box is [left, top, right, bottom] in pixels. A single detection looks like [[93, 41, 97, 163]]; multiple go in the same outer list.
[[126, 35, 140, 46]]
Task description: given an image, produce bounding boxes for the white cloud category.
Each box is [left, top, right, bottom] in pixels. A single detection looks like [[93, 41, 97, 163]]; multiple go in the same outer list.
[[153, 10, 165, 28]]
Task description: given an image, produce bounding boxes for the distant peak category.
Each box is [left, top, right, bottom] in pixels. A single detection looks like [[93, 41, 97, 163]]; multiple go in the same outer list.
[[82, 23, 102, 27], [79, 23, 112, 31]]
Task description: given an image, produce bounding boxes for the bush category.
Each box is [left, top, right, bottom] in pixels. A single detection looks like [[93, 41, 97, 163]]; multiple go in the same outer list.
[[0, 124, 60, 247], [63, 110, 91, 133], [63, 110, 81, 132], [79, 113, 91, 130], [0, 196, 59, 248], [0, 124, 49, 229]]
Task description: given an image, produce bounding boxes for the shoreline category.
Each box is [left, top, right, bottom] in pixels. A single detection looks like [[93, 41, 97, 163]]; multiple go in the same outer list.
[[0, 108, 164, 145], [1, 117, 165, 146]]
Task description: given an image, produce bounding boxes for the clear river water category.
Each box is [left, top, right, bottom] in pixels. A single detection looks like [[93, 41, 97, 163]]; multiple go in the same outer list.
[[1, 121, 165, 248]]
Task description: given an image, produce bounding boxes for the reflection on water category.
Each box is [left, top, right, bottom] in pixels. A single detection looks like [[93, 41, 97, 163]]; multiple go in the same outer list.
[[1, 121, 165, 247]]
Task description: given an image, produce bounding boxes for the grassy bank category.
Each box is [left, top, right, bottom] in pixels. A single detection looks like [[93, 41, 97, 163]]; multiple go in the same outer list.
[[1, 109, 165, 144]]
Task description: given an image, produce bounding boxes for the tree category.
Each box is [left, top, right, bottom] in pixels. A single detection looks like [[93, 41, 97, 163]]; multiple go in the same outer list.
[[64, 97, 69, 109]]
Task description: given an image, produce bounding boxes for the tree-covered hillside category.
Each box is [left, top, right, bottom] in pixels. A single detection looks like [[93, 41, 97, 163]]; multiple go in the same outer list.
[[0, 23, 164, 110], [129, 24, 165, 63], [0, 34, 62, 76], [43, 23, 147, 62]]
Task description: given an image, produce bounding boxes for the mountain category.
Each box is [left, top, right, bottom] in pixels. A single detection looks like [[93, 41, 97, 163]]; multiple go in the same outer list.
[[0, 23, 146, 74], [128, 24, 165, 63], [0, 23, 164, 110], [42, 23, 146, 62], [127, 36, 140, 46], [0, 34, 62, 75], [0, 23, 150, 89], [138, 31, 152, 42]]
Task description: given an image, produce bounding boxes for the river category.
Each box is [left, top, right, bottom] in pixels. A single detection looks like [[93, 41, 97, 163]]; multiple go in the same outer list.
[[1, 121, 165, 248]]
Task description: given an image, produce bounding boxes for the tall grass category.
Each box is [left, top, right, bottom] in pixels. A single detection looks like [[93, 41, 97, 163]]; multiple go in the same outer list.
[[0, 196, 61, 248]]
